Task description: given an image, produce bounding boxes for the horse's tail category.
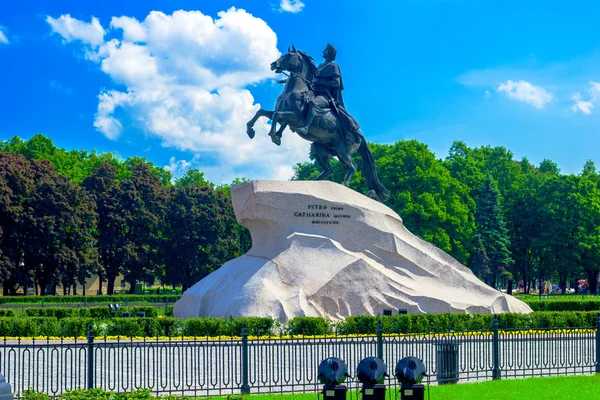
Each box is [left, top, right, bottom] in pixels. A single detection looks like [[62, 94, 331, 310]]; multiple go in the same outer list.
[[357, 138, 390, 202]]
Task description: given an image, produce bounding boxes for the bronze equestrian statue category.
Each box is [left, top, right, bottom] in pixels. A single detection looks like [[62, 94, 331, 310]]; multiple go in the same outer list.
[[246, 44, 389, 202]]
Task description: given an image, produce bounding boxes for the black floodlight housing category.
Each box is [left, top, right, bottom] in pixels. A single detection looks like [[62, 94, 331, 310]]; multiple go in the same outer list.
[[318, 358, 349, 400], [395, 357, 426, 385], [357, 357, 387, 384], [108, 303, 119, 317], [395, 357, 427, 400], [398, 309, 408, 314], [382, 309, 392, 316], [357, 357, 388, 400]]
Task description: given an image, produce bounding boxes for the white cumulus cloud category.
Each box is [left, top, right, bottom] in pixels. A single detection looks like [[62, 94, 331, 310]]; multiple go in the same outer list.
[[46, 15, 105, 46], [279, 0, 305, 13], [497, 80, 553, 109], [46, 8, 310, 181], [571, 92, 593, 115], [570, 81, 600, 115], [0, 27, 8, 44], [164, 156, 193, 176]]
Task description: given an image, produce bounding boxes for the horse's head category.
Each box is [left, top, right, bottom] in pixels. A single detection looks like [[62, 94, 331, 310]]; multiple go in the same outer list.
[[271, 45, 304, 74]]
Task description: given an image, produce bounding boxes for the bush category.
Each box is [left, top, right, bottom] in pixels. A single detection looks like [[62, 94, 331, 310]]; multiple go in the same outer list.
[[23, 388, 179, 400], [0, 294, 181, 305], [24, 307, 78, 318], [1, 312, 598, 338], [286, 316, 333, 335], [524, 300, 600, 312], [0, 309, 14, 317]]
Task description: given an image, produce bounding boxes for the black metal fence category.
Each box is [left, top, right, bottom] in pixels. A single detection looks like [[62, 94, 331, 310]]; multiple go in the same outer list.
[[1, 315, 599, 398]]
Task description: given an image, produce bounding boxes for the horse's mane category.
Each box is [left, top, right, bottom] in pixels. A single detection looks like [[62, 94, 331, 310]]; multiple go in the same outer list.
[[296, 50, 318, 79]]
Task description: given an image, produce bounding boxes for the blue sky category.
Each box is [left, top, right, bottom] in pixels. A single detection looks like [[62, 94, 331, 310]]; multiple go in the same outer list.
[[1, 0, 600, 183]]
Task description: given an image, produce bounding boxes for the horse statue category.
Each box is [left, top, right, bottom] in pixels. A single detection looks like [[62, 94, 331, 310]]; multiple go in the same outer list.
[[246, 45, 390, 202]]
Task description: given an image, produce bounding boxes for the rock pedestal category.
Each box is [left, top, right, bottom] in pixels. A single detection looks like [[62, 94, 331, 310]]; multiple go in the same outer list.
[[174, 180, 531, 321], [0, 374, 13, 400]]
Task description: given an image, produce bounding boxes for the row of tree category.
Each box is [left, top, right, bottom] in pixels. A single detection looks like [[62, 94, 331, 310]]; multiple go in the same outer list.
[[2, 134, 599, 295], [0, 135, 246, 295], [295, 141, 600, 294]]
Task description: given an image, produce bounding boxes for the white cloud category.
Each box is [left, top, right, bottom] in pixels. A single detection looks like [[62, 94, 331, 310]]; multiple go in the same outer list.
[[110, 16, 147, 42], [570, 81, 600, 115], [47, 8, 310, 181], [164, 156, 193, 176], [484, 90, 491, 98], [279, 0, 305, 13], [46, 14, 105, 46], [589, 81, 600, 102], [571, 92, 593, 115], [0, 28, 8, 44], [497, 80, 554, 109]]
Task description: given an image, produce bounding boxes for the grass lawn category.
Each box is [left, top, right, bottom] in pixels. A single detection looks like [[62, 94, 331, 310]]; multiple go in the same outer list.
[[204, 375, 600, 400]]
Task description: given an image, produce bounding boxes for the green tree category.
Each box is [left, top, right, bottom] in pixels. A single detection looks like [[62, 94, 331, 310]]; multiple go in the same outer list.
[[174, 169, 214, 188], [0, 152, 35, 295], [162, 185, 240, 291], [116, 163, 168, 292], [475, 176, 512, 288]]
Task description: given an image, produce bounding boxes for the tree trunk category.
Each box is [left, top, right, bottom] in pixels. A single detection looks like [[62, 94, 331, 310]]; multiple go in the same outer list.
[[35, 282, 39, 296], [559, 276, 567, 295], [97, 272, 103, 295], [63, 284, 68, 296], [106, 274, 117, 295], [507, 279, 513, 295], [128, 280, 136, 294], [587, 270, 598, 295], [73, 284, 78, 296]]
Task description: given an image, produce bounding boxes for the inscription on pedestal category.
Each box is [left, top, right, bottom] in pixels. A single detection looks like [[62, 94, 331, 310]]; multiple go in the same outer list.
[[293, 204, 352, 225]]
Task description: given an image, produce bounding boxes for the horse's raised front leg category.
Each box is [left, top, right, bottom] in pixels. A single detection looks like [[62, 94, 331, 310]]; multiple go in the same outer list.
[[246, 109, 274, 139], [311, 143, 334, 181], [269, 111, 297, 146]]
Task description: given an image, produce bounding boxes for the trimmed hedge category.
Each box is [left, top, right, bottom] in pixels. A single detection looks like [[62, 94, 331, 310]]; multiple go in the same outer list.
[[0, 316, 274, 337], [23, 388, 182, 400], [523, 300, 600, 312], [0, 312, 597, 338], [0, 309, 14, 317], [22, 306, 159, 319], [0, 294, 181, 304]]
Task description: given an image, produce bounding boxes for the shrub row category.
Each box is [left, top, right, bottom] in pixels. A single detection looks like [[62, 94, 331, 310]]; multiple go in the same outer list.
[[0, 312, 598, 338], [0, 316, 275, 337], [523, 300, 600, 311], [23, 306, 159, 318], [23, 388, 184, 400], [0, 309, 14, 317], [0, 294, 181, 304]]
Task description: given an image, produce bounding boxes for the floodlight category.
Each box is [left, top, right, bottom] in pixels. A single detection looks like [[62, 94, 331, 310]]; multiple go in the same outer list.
[[356, 357, 387, 384], [395, 357, 426, 385], [317, 357, 348, 400], [357, 357, 387, 400], [395, 356, 427, 400]]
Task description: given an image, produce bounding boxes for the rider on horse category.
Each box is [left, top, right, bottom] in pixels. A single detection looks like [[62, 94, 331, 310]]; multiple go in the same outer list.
[[274, 44, 361, 146]]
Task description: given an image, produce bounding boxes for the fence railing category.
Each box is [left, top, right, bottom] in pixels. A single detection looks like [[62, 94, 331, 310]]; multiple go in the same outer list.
[[1, 314, 599, 398]]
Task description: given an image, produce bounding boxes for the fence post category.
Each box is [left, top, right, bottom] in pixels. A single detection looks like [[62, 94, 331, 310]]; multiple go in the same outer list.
[[596, 313, 600, 373], [376, 319, 384, 361], [492, 315, 500, 380], [87, 324, 95, 389], [241, 322, 250, 394]]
